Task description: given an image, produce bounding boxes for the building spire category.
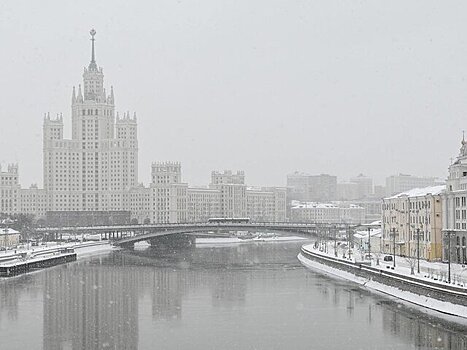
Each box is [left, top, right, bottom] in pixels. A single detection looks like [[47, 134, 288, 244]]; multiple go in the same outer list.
[[89, 29, 97, 71]]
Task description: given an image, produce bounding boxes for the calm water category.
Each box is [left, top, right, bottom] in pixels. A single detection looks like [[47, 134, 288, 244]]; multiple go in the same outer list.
[[1, 241, 467, 350]]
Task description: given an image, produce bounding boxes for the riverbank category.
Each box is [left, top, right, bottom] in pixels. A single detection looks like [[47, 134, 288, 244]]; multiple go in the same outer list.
[[298, 244, 467, 320], [0, 241, 117, 277]]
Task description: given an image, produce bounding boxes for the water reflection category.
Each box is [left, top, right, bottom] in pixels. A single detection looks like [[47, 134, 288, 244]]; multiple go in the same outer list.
[[42, 265, 140, 350], [0, 242, 466, 349]]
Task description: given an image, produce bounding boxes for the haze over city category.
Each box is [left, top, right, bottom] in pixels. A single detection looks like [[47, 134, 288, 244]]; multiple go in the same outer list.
[[1, 0, 466, 188]]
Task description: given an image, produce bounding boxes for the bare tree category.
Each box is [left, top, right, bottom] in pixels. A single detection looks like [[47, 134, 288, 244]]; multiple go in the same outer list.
[[404, 246, 417, 275], [373, 250, 383, 266]]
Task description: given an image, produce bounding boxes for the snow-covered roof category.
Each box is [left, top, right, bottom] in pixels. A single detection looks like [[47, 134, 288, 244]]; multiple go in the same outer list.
[[366, 220, 382, 226], [291, 202, 363, 209], [353, 228, 382, 239], [291, 202, 337, 209], [354, 228, 382, 239], [0, 228, 19, 235], [386, 185, 445, 199]]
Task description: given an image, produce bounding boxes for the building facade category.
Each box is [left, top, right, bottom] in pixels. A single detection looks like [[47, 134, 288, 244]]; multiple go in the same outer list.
[[349, 174, 373, 199], [442, 138, 467, 264], [289, 201, 364, 224], [381, 186, 444, 262], [385, 174, 442, 197], [287, 172, 337, 203], [19, 184, 47, 219], [150, 162, 188, 224], [187, 187, 221, 223], [246, 187, 286, 222], [210, 170, 247, 218], [43, 30, 138, 213], [0, 164, 20, 215]]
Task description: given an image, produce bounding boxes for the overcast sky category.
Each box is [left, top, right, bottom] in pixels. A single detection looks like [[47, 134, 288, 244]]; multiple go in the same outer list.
[[0, 1, 466, 188]]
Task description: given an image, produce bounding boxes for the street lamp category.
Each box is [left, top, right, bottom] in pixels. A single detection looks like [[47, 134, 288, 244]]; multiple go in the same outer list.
[[334, 225, 338, 257], [416, 227, 420, 274], [446, 230, 452, 283], [346, 224, 352, 260], [392, 227, 396, 268]]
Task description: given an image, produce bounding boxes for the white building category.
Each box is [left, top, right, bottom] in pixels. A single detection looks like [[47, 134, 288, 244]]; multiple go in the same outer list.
[[0, 164, 20, 215], [349, 174, 373, 199], [289, 201, 364, 224], [442, 137, 467, 264], [287, 172, 337, 202], [337, 182, 359, 201], [210, 170, 247, 218], [43, 29, 138, 213], [128, 184, 151, 224], [386, 174, 442, 197], [246, 187, 286, 222], [150, 162, 188, 224], [19, 184, 47, 219], [381, 186, 444, 262], [187, 187, 221, 223]]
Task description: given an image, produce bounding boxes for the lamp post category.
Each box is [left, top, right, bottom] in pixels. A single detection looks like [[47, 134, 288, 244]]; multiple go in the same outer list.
[[447, 230, 452, 284], [347, 224, 352, 260], [368, 226, 371, 263], [392, 227, 396, 268], [417, 227, 420, 274], [334, 225, 337, 257]]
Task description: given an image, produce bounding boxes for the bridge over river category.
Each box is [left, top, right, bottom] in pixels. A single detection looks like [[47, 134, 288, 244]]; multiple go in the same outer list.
[[36, 222, 358, 248]]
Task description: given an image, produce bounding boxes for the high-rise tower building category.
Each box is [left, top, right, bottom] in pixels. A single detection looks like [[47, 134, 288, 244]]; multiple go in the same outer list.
[[43, 29, 138, 212]]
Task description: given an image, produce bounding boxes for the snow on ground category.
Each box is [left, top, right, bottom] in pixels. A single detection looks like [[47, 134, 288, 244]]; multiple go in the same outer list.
[[196, 235, 308, 246], [73, 241, 117, 258], [0, 241, 116, 266], [298, 252, 467, 320], [304, 242, 467, 288]]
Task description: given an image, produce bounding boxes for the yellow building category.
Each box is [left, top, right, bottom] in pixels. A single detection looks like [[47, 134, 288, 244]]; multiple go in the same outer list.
[[0, 228, 20, 248], [381, 186, 444, 262]]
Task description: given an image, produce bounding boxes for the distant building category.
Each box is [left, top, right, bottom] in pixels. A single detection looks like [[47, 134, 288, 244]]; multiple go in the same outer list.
[[210, 170, 247, 218], [289, 201, 364, 224], [128, 184, 151, 224], [385, 174, 443, 197], [246, 187, 286, 222], [150, 162, 188, 223], [381, 186, 444, 262], [287, 172, 337, 202], [373, 185, 386, 199], [337, 182, 359, 201], [0, 164, 20, 215], [43, 30, 138, 213], [349, 174, 373, 198], [19, 184, 47, 219], [187, 187, 221, 223], [350, 198, 382, 223]]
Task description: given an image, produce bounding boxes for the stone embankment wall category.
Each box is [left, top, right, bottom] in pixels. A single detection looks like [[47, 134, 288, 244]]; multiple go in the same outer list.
[[300, 247, 467, 307]]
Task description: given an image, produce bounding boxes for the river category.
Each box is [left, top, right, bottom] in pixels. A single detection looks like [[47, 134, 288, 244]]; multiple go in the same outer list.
[[0, 240, 466, 349]]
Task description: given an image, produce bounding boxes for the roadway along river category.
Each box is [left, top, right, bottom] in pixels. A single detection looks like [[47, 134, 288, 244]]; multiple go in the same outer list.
[[1, 240, 466, 349]]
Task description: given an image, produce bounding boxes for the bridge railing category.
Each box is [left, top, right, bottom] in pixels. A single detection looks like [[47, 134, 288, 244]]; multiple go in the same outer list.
[[36, 221, 360, 232]]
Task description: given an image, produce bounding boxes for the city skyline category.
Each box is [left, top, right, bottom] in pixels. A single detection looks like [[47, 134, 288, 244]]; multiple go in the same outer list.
[[0, 1, 465, 189]]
